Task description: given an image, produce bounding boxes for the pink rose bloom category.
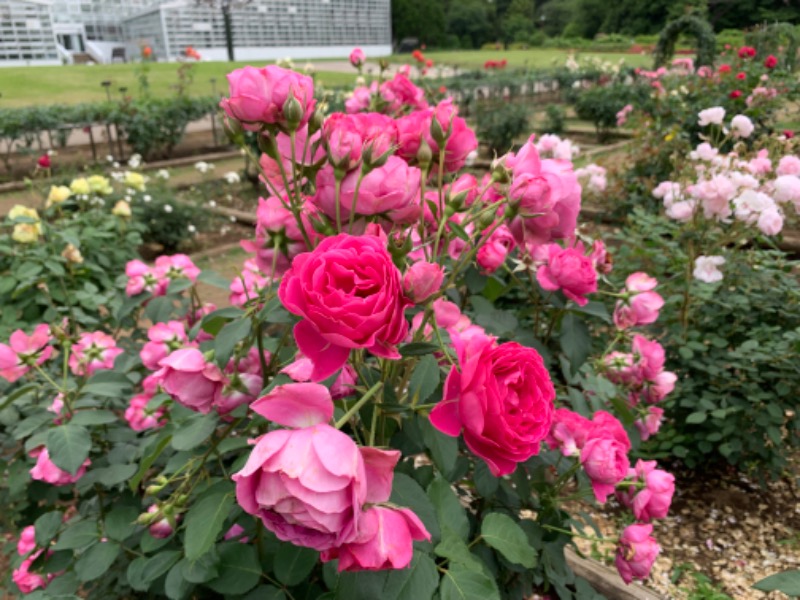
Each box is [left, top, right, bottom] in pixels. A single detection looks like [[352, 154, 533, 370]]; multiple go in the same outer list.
[[635, 407, 664, 441], [546, 408, 592, 456], [322, 113, 364, 171], [757, 207, 784, 235], [430, 98, 479, 172], [17, 525, 36, 556], [125, 259, 167, 297], [603, 352, 638, 385], [158, 348, 226, 413], [747, 149, 772, 175], [623, 460, 675, 522], [68, 331, 123, 377], [581, 437, 630, 503], [476, 224, 515, 274], [155, 254, 201, 283], [282, 355, 357, 400], [590, 240, 613, 274], [214, 371, 262, 415], [345, 85, 372, 114], [278, 234, 412, 381], [47, 393, 66, 424], [395, 110, 434, 163], [615, 524, 660, 584], [147, 505, 175, 539], [140, 321, 188, 370], [403, 261, 445, 303], [773, 175, 800, 205], [125, 392, 167, 431], [693, 255, 726, 283], [12, 551, 50, 594], [614, 273, 664, 329], [351, 112, 397, 164], [433, 298, 462, 328], [632, 335, 666, 382], [220, 65, 315, 131], [536, 244, 598, 306], [379, 74, 428, 115], [321, 506, 430, 571], [230, 258, 270, 307], [589, 410, 632, 451], [449, 173, 480, 206], [313, 157, 421, 222], [30, 447, 90, 486], [430, 335, 555, 476], [0, 324, 52, 382], [349, 47, 365, 68], [777, 155, 800, 176], [234, 383, 402, 551], [693, 175, 736, 220], [224, 523, 249, 542], [642, 370, 677, 404]]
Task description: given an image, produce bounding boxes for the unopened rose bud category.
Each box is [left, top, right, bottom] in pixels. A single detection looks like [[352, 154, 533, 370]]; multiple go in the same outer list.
[[282, 94, 304, 131], [403, 262, 445, 303], [61, 243, 84, 264], [257, 134, 279, 159], [430, 117, 446, 146], [416, 138, 433, 168], [112, 200, 131, 218]]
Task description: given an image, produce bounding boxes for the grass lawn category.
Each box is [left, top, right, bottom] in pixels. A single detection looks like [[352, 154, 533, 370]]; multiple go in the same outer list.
[[0, 62, 356, 107], [387, 48, 655, 70], [0, 49, 657, 107]]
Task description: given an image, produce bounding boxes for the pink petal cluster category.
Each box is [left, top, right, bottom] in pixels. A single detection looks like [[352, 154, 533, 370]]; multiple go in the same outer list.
[[30, 447, 90, 486], [430, 334, 555, 476], [140, 321, 189, 370], [615, 524, 660, 584], [68, 331, 123, 376], [125, 254, 200, 297], [147, 505, 176, 539], [229, 258, 270, 307], [0, 324, 52, 382], [125, 375, 168, 431], [578, 411, 632, 502], [403, 261, 445, 303], [613, 272, 664, 330], [536, 243, 598, 306], [616, 459, 675, 522]]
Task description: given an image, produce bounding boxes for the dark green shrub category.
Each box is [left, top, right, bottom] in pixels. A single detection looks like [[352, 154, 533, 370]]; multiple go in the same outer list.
[[476, 102, 530, 153], [543, 104, 566, 133]]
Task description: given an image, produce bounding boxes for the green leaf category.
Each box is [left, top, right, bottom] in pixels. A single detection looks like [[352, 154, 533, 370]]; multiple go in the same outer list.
[[572, 301, 611, 323], [752, 569, 800, 595], [390, 473, 441, 543], [104, 506, 138, 541], [130, 433, 172, 491], [70, 410, 118, 426], [421, 418, 458, 478], [145, 295, 178, 323], [241, 585, 286, 600], [198, 270, 231, 289], [214, 318, 252, 367], [686, 412, 707, 424], [559, 313, 591, 374], [440, 565, 501, 600], [206, 543, 261, 595], [480, 513, 537, 568], [400, 342, 441, 357], [172, 413, 218, 451], [435, 534, 484, 571], [127, 556, 149, 592], [274, 543, 318, 586], [165, 561, 194, 600], [183, 492, 234, 561], [141, 550, 181, 584], [473, 461, 499, 498], [53, 520, 98, 550], [75, 541, 120, 581], [408, 354, 440, 404], [94, 464, 138, 487], [428, 477, 469, 541], [47, 424, 92, 475], [34, 511, 63, 547], [337, 571, 390, 600], [383, 552, 439, 600], [181, 550, 219, 583]]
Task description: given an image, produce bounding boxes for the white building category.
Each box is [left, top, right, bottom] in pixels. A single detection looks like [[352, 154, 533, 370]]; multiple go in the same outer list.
[[0, 0, 392, 66]]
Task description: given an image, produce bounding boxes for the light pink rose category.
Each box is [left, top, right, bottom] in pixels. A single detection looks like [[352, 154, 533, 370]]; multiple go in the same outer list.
[[757, 207, 784, 235], [615, 524, 660, 584], [125, 259, 167, 297], [693, 255, 726, 283], [642, 370, 677, 404], [546, 408, 592, 456], [278, 234, 412, 381], [30, 447, 90, 486], [430, 335, 555, 476], [0, 324, 52, 382], [313, 157, 421, 222], [157, 348, 226, 413], [140, 321, 188, 370], [603, 352, 638, 385], [622, 460, 675, 522], [476, 224, 515, 274], [220, 65, 315, 131], [234, 384, 401, 552], [773, 175, 800, 205], [154, 254, 200, 283], [536, 243, 598, 306], [403, 261, 445, 303], [614, 273, 664, 329], [12, 551, 50, 593], [730, 114, 754, 138], [125, 392, 167, 431], [631, 335, 666, 383], [345, 86, 372, 114], [635, 407, 664, 441], [68, 331, 123, 377], [581, 437, 630, 503], [321, 507, 430, 571], [777, 156, 800, 176], [17, 525, 36, 556]]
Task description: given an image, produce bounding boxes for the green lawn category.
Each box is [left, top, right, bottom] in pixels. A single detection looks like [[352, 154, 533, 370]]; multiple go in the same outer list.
[[387, 48, 654, 70], [0, 62, 356, 107]]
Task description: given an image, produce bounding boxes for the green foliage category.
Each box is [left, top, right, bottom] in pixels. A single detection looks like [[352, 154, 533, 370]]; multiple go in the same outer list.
[[572, 82, 652, 142], [745, 22, 800, 72], [752, 569, 800, 596], [132, 189, 207, 253], [653, 16, 716, 69], [476, 102, 530, 153], [543, 104, 566, 134]]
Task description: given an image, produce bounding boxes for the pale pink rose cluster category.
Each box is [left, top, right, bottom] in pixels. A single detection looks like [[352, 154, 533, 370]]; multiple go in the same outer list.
[[616, 104, 633, 127], [233, 383, 429, 570], [0, 323, 52, 382], [613, 272, 664, 330], [345, 72, 428, 116], [68, 331, 123, 376], [229, 258, 270, 307], [125, 254, 201, 297], [575, 163, 608, 193]]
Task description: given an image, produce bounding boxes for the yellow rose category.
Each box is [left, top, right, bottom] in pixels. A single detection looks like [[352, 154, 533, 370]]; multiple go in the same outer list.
[[124, 171, 147, 192], [88, 175, 113, 195], [62, 243, 84, 264], [46, 185, 72, 207], [112, 200, 132, 218], [8, 205, 42, 244], [70, 177, 91, 195]]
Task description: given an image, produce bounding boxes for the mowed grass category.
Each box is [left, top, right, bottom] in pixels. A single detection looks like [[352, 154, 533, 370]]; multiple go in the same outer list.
[[0, 49, 658, 107], [387, 48, 655, 70], [0, 61, 356, 107]]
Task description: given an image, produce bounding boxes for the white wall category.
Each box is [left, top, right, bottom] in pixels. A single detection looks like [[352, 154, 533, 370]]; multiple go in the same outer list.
[[189, 44, 392, 63]]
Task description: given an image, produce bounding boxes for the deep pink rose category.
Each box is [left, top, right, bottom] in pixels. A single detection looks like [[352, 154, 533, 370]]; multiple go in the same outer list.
[[12, 551, 49, 593], [403, 261, 445, 303], [345, 85, 372, 114], [313, 158, 421, 222], [632, 335, 666, 382], [623, 460, 675, 522], [322, 113, 364, 171], [321, 507, 430, 571], [147, 505, 176, 539], [430, 335, 555, 476], [546, 408, 592, 456], [0, 324, 52, 382], [589, 410, 632, 452], [349, 48, 365, 68], [351, 113, 397, 164], [536, 244, 598, 306], [158, 348, 226, 413], [220, 65, 315, 131], [278, 234, 412, 381], [431, 98, 478, 171], [615, 524, 660, 584], [581, 437, 630, 503], [476, 224, 515, 274], [30, 447, 90, 486], [449, 173, 479, 206], [17, 525, 36, 556], [379, 74, 427, 115]]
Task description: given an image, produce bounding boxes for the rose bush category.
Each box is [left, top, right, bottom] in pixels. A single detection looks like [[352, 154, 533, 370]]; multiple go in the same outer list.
[[1, 60, 676, 599]]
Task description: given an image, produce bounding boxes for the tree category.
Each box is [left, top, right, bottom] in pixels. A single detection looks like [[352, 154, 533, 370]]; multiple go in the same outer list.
[[392, 0, 446, 47], [501, 0, 536, 44], [446, 0, 496, 48]]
